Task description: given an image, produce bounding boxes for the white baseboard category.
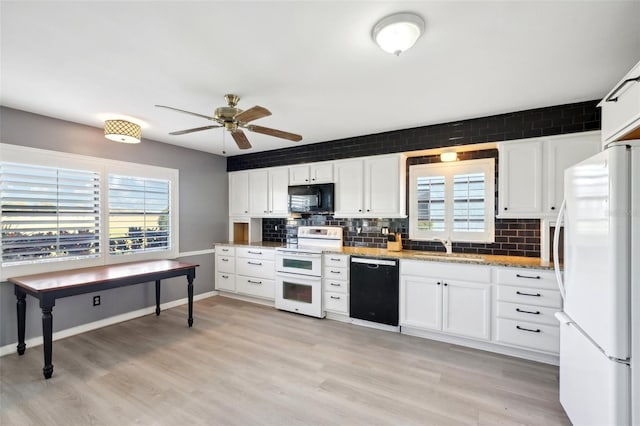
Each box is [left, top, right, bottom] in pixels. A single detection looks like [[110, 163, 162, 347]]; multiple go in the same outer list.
[[0, 291, 216, 358], [216, 292, 275, 307]]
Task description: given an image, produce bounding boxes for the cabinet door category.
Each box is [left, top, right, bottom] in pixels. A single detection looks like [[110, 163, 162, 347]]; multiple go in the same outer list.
[[498, 141, 543, 217], [248, 170, 269, 216], [601, 60, 640, 144], [269, 167, 290, 216], [442, 280, 491, 340], [334, 159, 364, 216], [545, 133, 600, 214], [310, 163, 334, 183], [289, 165, 310, 185], [229, 171, 249, 216], [400, 276, 442, 331], [365, 155, 400, 216], [215, 272, 236, 292]]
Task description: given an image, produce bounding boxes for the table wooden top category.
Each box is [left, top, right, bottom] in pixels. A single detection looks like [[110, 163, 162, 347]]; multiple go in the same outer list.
[[8, 260, 199, 293]]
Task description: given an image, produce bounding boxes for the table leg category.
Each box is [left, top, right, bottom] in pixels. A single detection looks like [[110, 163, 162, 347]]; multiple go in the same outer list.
[[155, 280, 161, 316], [15, 287, 26, 355], [187, 270, 194, 327], [41, 303, 54, 379]]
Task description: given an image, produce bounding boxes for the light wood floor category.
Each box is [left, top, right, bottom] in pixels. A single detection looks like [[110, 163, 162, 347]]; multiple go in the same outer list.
[[1, 296, 570, 425]]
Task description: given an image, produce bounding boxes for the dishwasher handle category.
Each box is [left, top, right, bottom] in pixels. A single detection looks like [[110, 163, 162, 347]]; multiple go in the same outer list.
[[351, 257, 397, 267]]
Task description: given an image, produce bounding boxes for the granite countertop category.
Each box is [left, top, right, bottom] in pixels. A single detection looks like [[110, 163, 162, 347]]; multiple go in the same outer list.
[[214, 241, 558, 270]]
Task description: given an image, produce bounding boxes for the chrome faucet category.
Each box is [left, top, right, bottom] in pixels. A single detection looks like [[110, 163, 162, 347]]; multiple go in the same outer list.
[[433, 238, 452, 254]]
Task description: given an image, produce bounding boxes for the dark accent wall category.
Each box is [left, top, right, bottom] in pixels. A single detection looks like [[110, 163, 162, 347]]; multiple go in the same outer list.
[[228, 100, 600, 171]]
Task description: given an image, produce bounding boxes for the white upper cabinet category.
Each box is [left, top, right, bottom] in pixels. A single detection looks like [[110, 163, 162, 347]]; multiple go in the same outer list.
[[545, 132, 600, 214], [289, 162, 334, 185], [600, 59, 640, 146], [498, 140, 544, 217], [334, 154, 405, 218], [248, 167, 289, 217], [498, 131, 601, 218], [229, 171, 250, 216]]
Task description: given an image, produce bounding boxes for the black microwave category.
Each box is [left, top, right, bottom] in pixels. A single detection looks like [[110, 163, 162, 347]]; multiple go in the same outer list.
[[288, 183, 334, 214]]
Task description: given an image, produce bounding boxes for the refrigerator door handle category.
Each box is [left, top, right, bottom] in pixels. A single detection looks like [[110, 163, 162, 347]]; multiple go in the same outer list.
[[553, 199, 566, 300]]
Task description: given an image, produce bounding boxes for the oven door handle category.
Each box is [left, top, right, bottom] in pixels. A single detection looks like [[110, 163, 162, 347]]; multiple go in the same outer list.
[[277, 250, 319, 257]]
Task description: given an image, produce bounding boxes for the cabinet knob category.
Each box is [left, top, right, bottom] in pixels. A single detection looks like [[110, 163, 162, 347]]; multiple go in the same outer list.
[[551, 206, 556, 210], [358, 209, 362, 212], [311, 178, 316, 181], [444, 283, 448, 286], [504, 207, 508, 211], [366, 209, 371, 212], [305, 178, 309, 182], [437, 282, 441, 285]]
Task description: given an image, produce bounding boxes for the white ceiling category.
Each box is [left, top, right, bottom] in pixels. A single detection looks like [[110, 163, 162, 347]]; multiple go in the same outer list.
[[1, 1, 639, 156]]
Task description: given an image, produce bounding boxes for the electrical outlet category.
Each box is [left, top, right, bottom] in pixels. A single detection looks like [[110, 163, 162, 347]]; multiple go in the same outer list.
[[93, 295, 101, 306]]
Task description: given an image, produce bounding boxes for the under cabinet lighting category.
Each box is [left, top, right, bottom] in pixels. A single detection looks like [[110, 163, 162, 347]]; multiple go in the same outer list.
[[440, 151, 458, 162]]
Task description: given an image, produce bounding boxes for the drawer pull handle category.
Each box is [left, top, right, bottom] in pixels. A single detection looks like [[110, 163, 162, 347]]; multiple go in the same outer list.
[[516, 291, 541, 297], [222, 275, 229, 279], [248, 261, 262, 266], [330, 283, 341, 286], [221, 258, 229, 262], [221, 248, 229, 252], [330, 296, 341, 300], [516, 325, 541, 333], [516, 274, 541, 280], [516, 308, 540, 315], [248, 250, 262, 255], [330, 258, 341, 261], [605, 75, 640, 102], [247, 280, 262, 285], [330, 270, 341, 274]]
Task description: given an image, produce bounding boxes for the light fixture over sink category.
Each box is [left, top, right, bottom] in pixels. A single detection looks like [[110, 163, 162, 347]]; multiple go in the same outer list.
[[372, 12, 425, 56]]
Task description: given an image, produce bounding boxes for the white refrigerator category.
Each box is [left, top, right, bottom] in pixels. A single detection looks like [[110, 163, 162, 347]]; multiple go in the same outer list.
[[554, 141, 639, 426]]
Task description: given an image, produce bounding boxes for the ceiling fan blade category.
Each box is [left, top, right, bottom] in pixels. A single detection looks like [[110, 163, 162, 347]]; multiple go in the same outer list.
[[169, 125, 222, 135], [155, 105, 214, 121], [231, 129, 252, 149], [234, 105, 271, 123], [247, 125, 302, 142]]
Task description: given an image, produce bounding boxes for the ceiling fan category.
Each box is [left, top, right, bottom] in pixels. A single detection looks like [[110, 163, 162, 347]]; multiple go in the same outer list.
[[156, 94, 302, 150]]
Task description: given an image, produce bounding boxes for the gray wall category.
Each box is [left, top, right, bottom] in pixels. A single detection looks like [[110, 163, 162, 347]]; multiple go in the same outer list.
[[0, 107, 228, 348]]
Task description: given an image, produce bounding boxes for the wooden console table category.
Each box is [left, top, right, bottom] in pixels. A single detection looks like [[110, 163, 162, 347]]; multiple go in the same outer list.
[[9, 259, 199, 379]]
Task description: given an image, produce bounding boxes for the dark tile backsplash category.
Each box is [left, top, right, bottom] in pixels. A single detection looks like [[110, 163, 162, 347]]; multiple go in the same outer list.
[[253, 100, 598, 258], [229, 100, 600, 171]]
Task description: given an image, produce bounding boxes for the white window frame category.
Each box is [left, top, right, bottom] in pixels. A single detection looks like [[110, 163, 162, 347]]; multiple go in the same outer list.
[[409, 158, 495, 243], [0, 144, 179, 279]]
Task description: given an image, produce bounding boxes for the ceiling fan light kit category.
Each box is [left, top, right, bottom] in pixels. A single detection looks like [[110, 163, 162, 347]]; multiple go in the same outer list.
[[156, 94, 302, 151], [372, 12, 425, 56], [104, 119, 142, 144]]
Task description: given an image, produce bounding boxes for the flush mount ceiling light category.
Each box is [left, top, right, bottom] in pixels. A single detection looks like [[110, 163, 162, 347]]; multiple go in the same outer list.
[[104, 119, 142, 144], [372, 12, 425, 56]]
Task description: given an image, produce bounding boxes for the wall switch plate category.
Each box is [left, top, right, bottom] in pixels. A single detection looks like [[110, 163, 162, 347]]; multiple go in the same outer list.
[[93, 295, 101, 306]]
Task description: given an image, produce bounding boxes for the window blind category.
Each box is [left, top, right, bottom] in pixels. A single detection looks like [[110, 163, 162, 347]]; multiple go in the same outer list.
[[0, 162, 101, 265], [108, 174, 171, 255]]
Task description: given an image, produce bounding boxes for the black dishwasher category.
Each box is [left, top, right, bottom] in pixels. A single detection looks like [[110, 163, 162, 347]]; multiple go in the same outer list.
[[349, 257, 399, 326]]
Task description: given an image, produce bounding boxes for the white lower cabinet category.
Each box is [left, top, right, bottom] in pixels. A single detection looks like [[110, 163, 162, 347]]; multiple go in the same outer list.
[[400, 260, 491, 341], [322, 253, 349, 315], [215, 245, 236, 292], [492, 267, 562, 354], [215, 245, 276, 301]]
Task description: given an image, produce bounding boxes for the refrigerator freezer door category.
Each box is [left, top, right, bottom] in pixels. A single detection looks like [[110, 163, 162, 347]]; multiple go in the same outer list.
[[559, 317, 630, 426], [563, 146, 630, 359]]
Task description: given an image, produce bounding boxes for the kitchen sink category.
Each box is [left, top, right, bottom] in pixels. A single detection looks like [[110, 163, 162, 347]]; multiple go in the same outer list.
[[409, 253, 486, 263]]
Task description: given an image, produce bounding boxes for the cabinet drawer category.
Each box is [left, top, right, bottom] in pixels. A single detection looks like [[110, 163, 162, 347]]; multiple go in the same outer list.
[[324, 254, 349, 268], [216, 255, 235, 274], [236, 276, 275, 300], [401, 259, 491, 283], [495, 318, 559, 354], [494, 268, 558, 289], [215, 272, 236, 292], [323, 278, 348, 294], [324, 291, 348, 313], [236, 258, 275, 279], [216, 245, 235, 256], [236, 247, 275, 261], [496, 285, 562, 308], [324, 266, 348, 281], [496, 301, 559, 326]]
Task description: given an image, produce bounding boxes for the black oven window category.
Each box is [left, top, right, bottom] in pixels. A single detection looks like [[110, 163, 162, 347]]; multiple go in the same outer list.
[[283, 281, 313, 304], [283, 258, 313, 270]]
